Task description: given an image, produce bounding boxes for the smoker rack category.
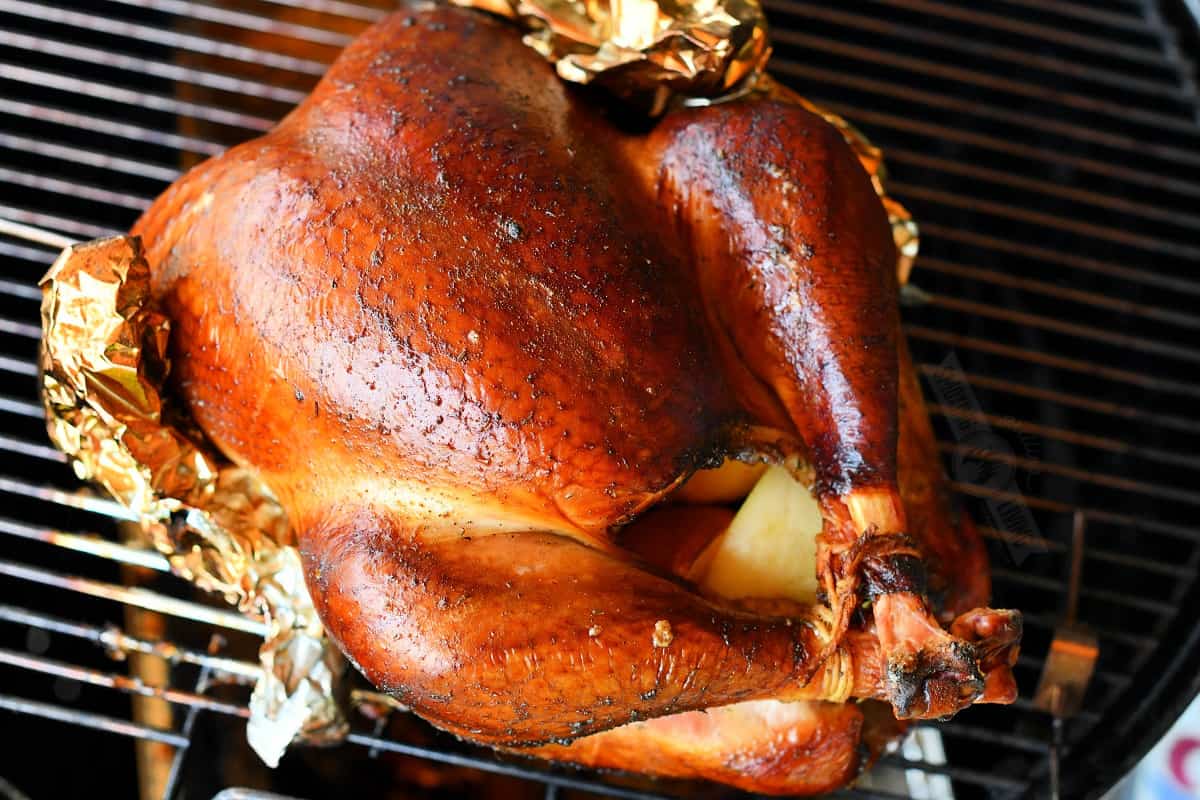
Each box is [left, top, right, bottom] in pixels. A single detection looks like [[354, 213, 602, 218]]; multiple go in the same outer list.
[[3, 0, 1200, 797]]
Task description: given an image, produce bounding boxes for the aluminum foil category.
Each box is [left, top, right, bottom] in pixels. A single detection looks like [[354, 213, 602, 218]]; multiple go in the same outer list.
[[453, 0, 770, 114], [39, 236, 347, 767]]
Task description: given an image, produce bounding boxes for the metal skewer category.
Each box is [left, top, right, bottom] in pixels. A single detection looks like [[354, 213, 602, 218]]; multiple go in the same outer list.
[[1033, 511, 1099, 800]]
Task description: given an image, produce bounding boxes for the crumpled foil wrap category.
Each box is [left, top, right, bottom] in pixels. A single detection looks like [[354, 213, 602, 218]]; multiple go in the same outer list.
[[39, 236, 347, 767], [452, 0, 918, 275], [453, 0, 770, 113]]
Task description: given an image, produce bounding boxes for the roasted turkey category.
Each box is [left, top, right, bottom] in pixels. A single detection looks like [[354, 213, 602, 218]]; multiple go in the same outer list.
[[131, 4, 1020, 793]]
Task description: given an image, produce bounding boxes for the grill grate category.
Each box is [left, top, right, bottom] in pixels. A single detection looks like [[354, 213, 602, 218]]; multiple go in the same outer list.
[[3, 1, 1200, 798]]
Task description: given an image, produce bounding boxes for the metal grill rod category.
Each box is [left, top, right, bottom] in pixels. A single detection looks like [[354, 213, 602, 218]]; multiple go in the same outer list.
[[103, 0, 1190, 112], [12, 392, 1193, 547], [0, 603, 259, 679], [907, 325, 1200, 399], [0, 475, 138, 522], [876, 754, 1026, 792], [5, 346, 1194, 494], [776, 64, 1200, 170], [10, 259, 1197, 394], [0, 602, 409, 713], [0, 279, 41, 301], [0, 355, 36, 377], [0, 217, 75, 249], [0, 693, 190, 746], [0, 646, 1015, 799], [1019, 612, 1152, 651], [0, 97, 225, 157], [952, 480, 1200, 547], [0, 516, 170, 572], [0, 242, 64, 267], [1084, 543, 1197, 579], [0, 30, 307, 106], [994, 568, 1175, 616], [931, 403, 1200, 473], [938, 441, 1200, 509], [0, 488, 1149, 689], [0, 204, 120, 239], [18, 49, 1200, 245], [160, 666, 212, 800], [254, 0, 386, 24], [0, 0, 328, 75], [0, 396, 41, 418], [874, 0, 1174, 66], [107, 0, 355, 48], [921, 367, 1200, 441], [0, 435, 66, 462], [0, 314, 41, 338], [888, 147, 1200, 232], [0, 647, 252, 717], [0, 63, 275, 132], [0, 558, 267, 635], [942, 0, 1155, 32], [893, 183, 1200, 261], [8, 282, 1200, 441], [924, 291, 1200, 366], [0, 131, 180, 183], [920, 223, 1200, 298], [37, 371, 1187, 532], [814, 101, 1200, 202], [919, 258, 1200, 332], [775, 33, 1200, 135], [766, 7, 1193, 104], [1013, 652, 1128, 691], [0, 166, 151, 209]]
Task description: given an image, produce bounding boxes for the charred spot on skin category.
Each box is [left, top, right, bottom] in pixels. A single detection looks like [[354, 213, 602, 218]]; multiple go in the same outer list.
[[791, 638, 808, 671], [886, 641, 983, 719], [862, 554, 927, 600], [498, 216, 523, 241]]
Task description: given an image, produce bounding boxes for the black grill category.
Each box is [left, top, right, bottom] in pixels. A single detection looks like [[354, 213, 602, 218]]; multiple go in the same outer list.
[[3, 1, 1200, 798]]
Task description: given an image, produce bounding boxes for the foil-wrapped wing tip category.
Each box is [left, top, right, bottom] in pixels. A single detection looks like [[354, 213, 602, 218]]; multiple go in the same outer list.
[[452, 0, 770, 113], [39, 234, 347, 766]]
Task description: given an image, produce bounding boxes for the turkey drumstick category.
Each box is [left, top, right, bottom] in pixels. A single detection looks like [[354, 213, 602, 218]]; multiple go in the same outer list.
[[131, 2, 1018, 752], [630, 92, 1017, 718]]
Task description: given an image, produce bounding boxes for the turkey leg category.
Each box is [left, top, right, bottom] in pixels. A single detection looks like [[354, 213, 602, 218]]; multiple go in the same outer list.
[[634, 92, 1018, 718]]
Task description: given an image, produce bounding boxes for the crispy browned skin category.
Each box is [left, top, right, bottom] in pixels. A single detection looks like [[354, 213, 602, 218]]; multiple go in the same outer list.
[[131, 3, 1019, 790], [532, 700, 871, 795]]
